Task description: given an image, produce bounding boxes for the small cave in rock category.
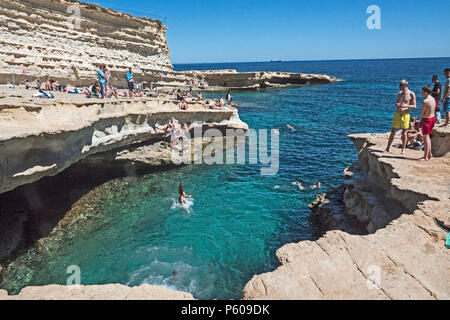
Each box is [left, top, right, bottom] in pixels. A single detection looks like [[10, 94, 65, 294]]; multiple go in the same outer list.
[[0, 156, 177, 265]]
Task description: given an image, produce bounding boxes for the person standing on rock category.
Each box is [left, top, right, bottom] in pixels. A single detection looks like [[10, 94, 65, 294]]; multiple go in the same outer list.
[[418, 86, 436, 162], [441, 68, 450, 127], [97, 64, 106, 99], [431, 75, 441, 123], [127, 67, 135, 99], [226, 90, 232, 104], [384, 80, 416, 155]]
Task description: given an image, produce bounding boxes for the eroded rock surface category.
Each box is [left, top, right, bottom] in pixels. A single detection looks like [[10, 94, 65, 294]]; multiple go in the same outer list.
[[0, 1, 339, 89], [0, 284, 194, 300], [0, 0, 172, 85], [243, 131, 450, 300], [0, 92, 248, 195]]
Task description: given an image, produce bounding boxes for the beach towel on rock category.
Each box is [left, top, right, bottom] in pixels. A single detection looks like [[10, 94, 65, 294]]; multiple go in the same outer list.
[[39, 89, 54, 98]]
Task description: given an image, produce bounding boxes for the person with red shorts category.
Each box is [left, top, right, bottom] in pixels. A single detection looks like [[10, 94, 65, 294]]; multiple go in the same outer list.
[[418, 86, 436, 162]]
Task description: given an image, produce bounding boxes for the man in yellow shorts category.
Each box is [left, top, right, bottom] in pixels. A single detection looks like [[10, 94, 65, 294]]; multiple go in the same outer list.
[[384, 80, 416, 154]]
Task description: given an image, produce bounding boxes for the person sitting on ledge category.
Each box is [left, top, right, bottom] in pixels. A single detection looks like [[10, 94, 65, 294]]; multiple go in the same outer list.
[[418, 85, 436, 162], [86, 82, 101, 98], [107, 85, 119, 99], [219, 96, 227, 108], [203, 100, 214, 109], [180, 98, 188, 110], [176, 89, 183, 101], [45, 80, 52, 91], [406, 120, 423, 150]]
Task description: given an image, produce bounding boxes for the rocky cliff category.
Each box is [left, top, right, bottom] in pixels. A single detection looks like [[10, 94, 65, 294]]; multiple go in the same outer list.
[[243, 129, 450, 300], [0, 0, 340, 89], [0, 92, 247, 195], [0, 0, 172, 85]]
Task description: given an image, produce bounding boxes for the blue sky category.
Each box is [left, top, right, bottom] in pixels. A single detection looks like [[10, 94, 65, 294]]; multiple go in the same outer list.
[[88, 0, 450, 63]]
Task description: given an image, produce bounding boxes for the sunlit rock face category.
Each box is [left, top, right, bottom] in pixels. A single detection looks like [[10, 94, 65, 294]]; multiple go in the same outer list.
[[0, 0, 173, 85]]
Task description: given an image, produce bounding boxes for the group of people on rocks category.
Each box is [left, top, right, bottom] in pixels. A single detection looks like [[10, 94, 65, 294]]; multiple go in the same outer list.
[[384, 68, 449, 162], [174, 88, 234, 111], [93, 65, 153, 99], [164, 119, 191, 151], [25, 65, 232, 109]]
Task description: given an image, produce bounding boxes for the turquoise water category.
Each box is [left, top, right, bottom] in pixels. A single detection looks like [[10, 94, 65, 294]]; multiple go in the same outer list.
[[2, 58, 449, 299]]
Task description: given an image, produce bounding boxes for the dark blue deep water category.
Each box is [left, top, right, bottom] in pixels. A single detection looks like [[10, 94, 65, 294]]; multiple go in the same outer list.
[[2, 58, 449, 299]]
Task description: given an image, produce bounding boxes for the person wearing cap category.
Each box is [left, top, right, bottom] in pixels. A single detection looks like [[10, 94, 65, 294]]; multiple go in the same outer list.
[[384, 80, 416, 154]]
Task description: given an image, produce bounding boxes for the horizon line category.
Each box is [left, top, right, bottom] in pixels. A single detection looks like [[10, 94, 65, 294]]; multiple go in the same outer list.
[[173, 56, 450, 65]]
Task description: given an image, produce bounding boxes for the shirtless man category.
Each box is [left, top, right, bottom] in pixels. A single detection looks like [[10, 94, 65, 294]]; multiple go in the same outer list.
[[418, 86, 436, 162], [384, 80, 416, 154]]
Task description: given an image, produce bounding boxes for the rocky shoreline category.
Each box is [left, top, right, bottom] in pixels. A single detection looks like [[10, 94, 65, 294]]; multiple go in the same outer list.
[[243, 129, 450, 300]]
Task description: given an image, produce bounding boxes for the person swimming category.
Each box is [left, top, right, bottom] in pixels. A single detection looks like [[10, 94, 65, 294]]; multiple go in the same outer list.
[[310, 181, 322, 189], [293, 181, 305, 190], [286, 124, 296, 131], [178, 183, 192, 204]]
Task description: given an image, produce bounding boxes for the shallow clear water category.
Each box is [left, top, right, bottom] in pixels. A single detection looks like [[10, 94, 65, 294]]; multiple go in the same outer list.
[[2, 58, 449, 299]]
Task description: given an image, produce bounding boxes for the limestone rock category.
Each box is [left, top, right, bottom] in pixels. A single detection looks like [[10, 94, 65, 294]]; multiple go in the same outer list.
[[0, 289, 7, 298], [0, 0, 172, 86], [0, 284, 194, 300], [0, 92, 248, 195], [0, 1, 339, 89]]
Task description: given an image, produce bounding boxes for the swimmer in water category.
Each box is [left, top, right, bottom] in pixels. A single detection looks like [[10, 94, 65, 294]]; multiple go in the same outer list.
[[310, 181, 322, 189], [286, 124, 296, 131], [293, 181, 305, 190], [178, 183, 192, 204]]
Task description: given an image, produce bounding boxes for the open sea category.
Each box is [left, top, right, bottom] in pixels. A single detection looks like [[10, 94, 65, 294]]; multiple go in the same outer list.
[[1, 57, 449, 299]]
